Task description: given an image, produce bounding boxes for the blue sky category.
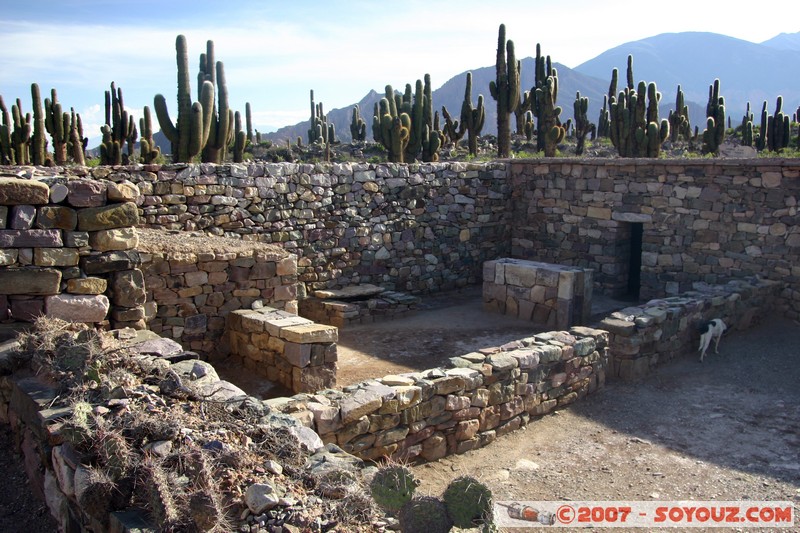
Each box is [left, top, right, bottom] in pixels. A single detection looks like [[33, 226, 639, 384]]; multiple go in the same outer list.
[[1, 0, 796, 143]]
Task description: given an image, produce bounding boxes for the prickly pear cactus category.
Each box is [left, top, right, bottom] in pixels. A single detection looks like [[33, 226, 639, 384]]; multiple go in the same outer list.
[[398, 496, 453, 533], [369, 464, 419, 513], [443, 475, 494, 529]]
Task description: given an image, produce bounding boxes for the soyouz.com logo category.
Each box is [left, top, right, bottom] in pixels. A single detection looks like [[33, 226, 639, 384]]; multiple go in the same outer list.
[[494, 501, 795, 528]]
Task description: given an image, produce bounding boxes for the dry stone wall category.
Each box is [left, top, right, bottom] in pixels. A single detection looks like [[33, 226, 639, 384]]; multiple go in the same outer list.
[[0, 176, 145, 329], [22, 162, 512, 296], [509, 158, 800, 319]]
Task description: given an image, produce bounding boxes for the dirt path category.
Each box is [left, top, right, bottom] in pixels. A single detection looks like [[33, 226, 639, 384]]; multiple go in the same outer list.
[[410, 315, 800, 532]]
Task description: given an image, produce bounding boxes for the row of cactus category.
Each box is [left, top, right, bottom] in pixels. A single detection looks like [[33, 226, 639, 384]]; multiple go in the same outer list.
[[747, 96, 791, 152], [702, 79, 726, 155], [489, 24, 519, 158], [608, 55, 670, 157], [372, 74, 443, 162], [100, 82, 135, 165], [369, 464, 494, 532], [573, 91, 595, 155], [200, 40, 234, 164], [0, 84, 87, 166], [440, 71, 485, 156]]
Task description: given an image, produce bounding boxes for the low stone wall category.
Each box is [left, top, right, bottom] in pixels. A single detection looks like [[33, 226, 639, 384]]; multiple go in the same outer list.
[[298, 284, 420, 327], [483, 258, 592, 328], [0, 176, 145, 329], [136, 229, 298, 356], [270, 326, 609, 462], [597, 277, 782, 380], [226, 307, 339, 393]]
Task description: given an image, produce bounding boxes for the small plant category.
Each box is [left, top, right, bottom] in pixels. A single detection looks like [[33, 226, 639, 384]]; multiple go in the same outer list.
[[369, 464, 420, 514], [443, 475, 493, 529], [398, 496, 453, 533]]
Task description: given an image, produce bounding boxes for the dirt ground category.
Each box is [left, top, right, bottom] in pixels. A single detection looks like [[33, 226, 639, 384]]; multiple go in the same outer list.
[[408, 314, 800, 532]]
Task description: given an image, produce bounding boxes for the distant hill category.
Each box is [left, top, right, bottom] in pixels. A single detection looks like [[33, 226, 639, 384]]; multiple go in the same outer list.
[[574, 32, 800, 127], [761, 32, 800, 51]]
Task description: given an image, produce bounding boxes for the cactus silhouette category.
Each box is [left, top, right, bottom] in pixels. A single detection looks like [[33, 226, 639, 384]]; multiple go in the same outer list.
[[489, 24, 518, 158]]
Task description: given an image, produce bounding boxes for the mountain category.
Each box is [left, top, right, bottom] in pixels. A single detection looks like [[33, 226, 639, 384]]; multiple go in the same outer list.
[[265, 31, 800, 145], [574, 32, 800, 127], [761, 32, 800, 51]]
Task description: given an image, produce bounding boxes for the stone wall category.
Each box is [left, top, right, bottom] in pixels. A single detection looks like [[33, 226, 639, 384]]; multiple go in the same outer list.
[[509, 158, 800, 319], [136, 229, 298, 355], [270, 326, 609, 462], [0, 176, 145, 329], [8, 162, 512, 297], [226, 307, 338, 393], [482, 258, 593, 328], [597, 277, 781, 380]]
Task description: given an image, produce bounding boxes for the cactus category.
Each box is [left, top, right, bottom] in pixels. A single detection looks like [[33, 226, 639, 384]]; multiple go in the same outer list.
[[742, 119, 754, 147], [30, 83, 47, 165], [597, 95, 611, 138], [404, 79, 425, 161], [44, 88, 69, 165], [702, 79, 725, 155], [754, 100, 768, 151], [668, 85, 691, 142], [489, 24, 519, 158], [523, 110, 534, 141], [232, 110, 247, 162], [399, 496, 453, 533], [11, 98, 32, 165], [154, 34, 215, 163], [144, 458, 183, 528], [573, 91, 595, 155], [245, 102, 254, 144], [443, 476, 493, 529], [460, 72, 485, 157], [608, 55, 669, 157], [201, 49, 233, 164], [532, 43, 558, 153], [373, 86, 411, 162], [440, 105, 464, 147], [100, 82, 129, 165], [138, 106, 161, 163], [68, 108, 86, 165], [125, 115, 137, 163], [369, 464, 419, 513], [766, 95, 790, 152], [350, 104, 367, 142], [535, 72, 564, 157], [0, 96, 14, 164]]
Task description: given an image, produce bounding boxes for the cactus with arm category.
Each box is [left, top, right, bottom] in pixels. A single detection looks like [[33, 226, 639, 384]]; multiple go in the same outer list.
[[138, 106, 161, 163], [461, 72, 485, 156], [489, 24, 518, 158]]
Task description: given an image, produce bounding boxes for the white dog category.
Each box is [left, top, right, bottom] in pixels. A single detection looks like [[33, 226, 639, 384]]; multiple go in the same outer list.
[[698, 319, 727, 362]]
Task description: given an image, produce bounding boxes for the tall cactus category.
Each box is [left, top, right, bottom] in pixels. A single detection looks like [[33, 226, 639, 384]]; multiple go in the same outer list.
[[440, 105, 464, 147], [533, 47, 565, 158], [754, 100, 768, 151], [245, 102, 254, 144], [101, 82, 129, 165], [0, 96, 14, 164], [608, 56, 669, 157], [308, 90, 334, 145], [201, 44, 233, 164], [11, 98, 31, 165], [701, 79, 725, 155], [30, 83, 47, 166], [597, 95, 611, 138], [68, 108, 85, 166], [372, 85, 410, 162], [668, 85, 691, 142], [420, 74, 443, 162], [44, 88, 69, 165], [139, 106, 161, 163], [350, 104, 367, 142], [766, 95, 790, 152], [489, 24, 519, 158], [154, 34, 215, 163], [573, 92, 595, 155], [232, 110, 247, 162], [460, 72, 485, 156]]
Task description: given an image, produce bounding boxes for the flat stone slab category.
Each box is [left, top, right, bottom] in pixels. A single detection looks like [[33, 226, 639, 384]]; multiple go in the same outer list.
[[313, 284, 385, 300]]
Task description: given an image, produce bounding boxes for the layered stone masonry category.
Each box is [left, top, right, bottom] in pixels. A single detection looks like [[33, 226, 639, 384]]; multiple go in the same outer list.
[[483, 258, 592, 328], [598, 277, 781, 380], [0, 176, 145, 329], [5, 162, 512, 297], [298, 283, 421, 327], [227, 307, 338, 393], [136, 229, 298, 356], [508, 159, 800, 319], [269, 326, 609, 463]]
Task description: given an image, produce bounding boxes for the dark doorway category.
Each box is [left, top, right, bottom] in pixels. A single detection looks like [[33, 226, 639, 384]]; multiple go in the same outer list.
[[626, 222, 643, 300]]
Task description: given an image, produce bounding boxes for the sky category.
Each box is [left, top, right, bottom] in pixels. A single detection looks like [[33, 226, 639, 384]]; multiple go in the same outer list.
[[1, 0, 797, 143]]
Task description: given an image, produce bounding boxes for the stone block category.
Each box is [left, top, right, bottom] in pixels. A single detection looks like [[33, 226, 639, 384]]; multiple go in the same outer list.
[[283, 342, 312, 367], [0, 268, 61, 295], [112, 269, 146, 307], [66, 179, 107, 207], [89, 227, 139, 251], [33, 248, 80, 267], [280, 323, 338, 344], [0, 178, 50, 205], [0, 229, 63, 247], [77, 201, 139, 231], [10, 204, 36, 229], [35, 206, 77, 230], [45, 294, 110, 323]]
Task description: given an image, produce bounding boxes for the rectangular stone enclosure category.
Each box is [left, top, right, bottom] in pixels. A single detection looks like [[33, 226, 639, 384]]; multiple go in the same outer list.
[[483, 259, 593, 329]]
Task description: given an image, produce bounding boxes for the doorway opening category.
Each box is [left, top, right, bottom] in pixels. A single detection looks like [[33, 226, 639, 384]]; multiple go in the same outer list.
[[625, 222, 643, 300]]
